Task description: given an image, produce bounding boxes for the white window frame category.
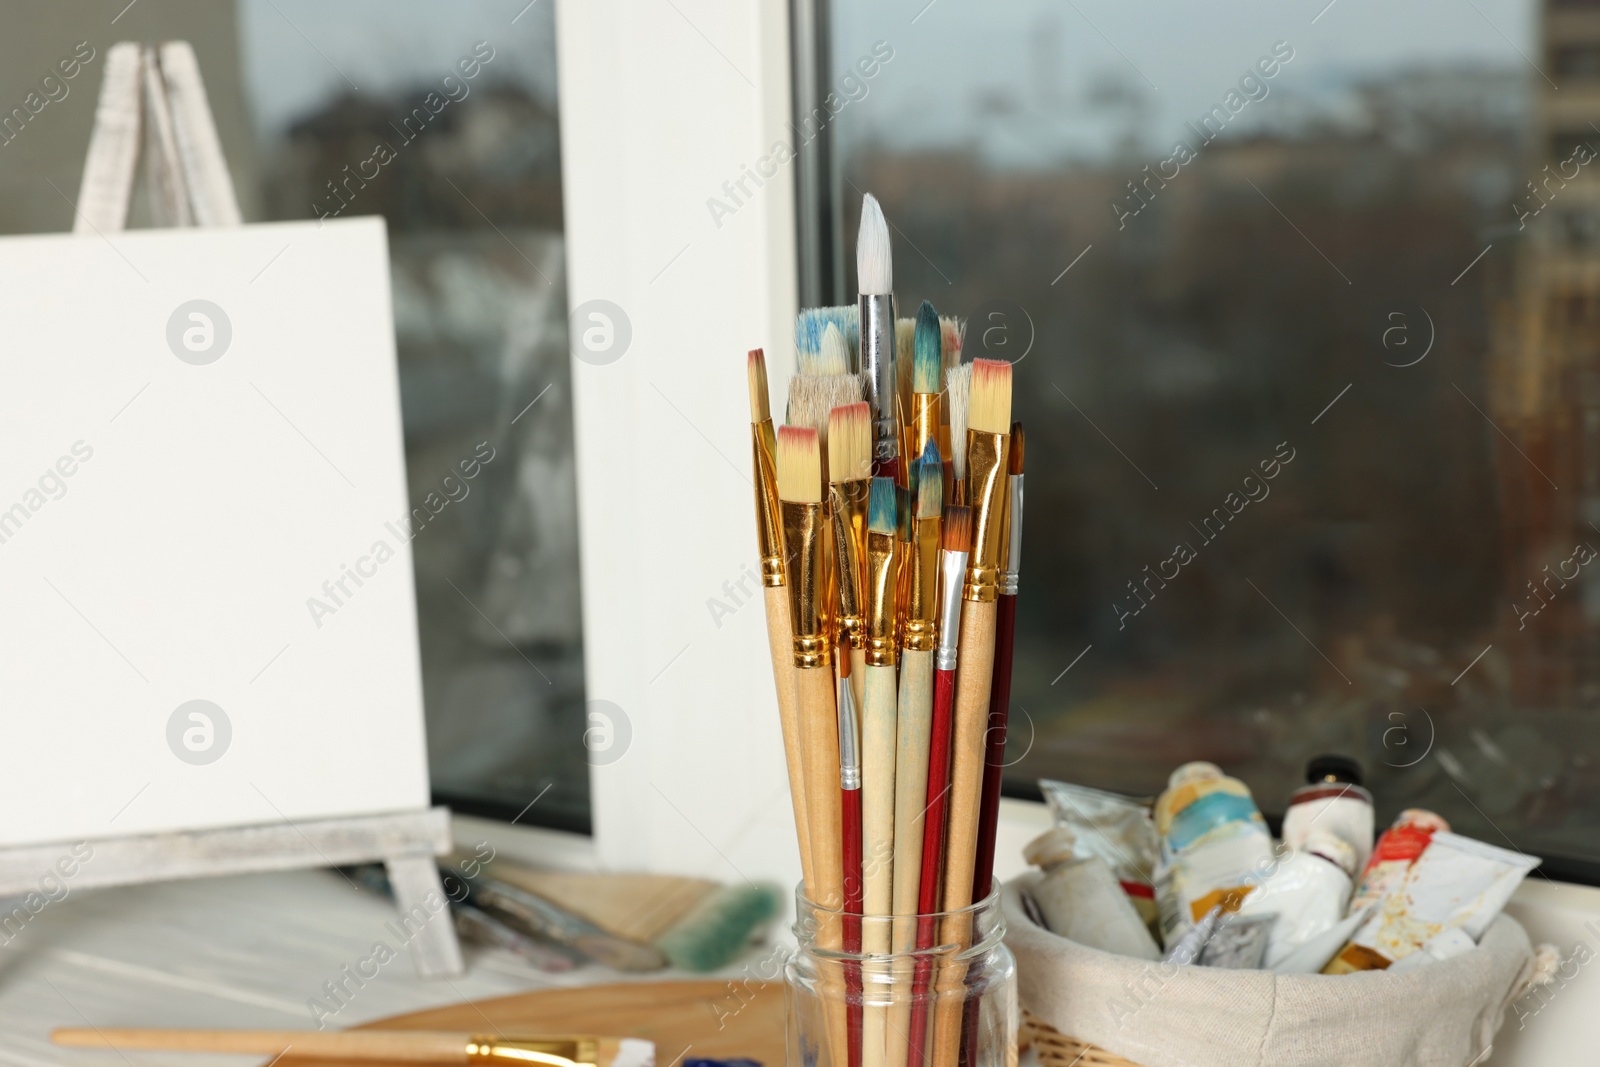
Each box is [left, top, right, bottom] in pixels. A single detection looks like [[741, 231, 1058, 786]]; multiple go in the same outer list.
[[555, 0, 803, 885]]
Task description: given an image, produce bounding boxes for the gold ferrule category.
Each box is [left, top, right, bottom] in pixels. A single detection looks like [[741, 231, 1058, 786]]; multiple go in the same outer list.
[[781, 499, 836, 668], [830, 479, 869, 649], [903, 516, 941, 651], [466, 1036, 597, 1066], [963, 429, 1010, 602], [911, 391, 942, 468], [864, 528, 899, 666], [752, 420, 785, 587]]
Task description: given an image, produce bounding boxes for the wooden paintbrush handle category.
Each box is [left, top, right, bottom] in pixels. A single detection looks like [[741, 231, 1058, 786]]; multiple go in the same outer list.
[[796, 665, 844, 923], [939, 598, 997, 918], [931, 598, 997, 1067], [860, 664, 898, 937], [53, 1029, 467, 1060], [891, 649, 934, 932], [763, 585, 814, 893], [888, 649, 934, 1067], [971, 592, 1017, 901]]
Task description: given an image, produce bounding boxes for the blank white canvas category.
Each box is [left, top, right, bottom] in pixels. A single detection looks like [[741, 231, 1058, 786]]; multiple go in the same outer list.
[[0, 216, 430, 848]]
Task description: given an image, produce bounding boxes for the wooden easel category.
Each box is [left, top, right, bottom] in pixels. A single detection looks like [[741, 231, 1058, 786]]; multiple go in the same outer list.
[[0, 41, 465, 978]]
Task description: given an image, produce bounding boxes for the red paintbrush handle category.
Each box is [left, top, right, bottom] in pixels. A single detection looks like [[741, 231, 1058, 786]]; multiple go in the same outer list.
[[917, 667, 959, 921], [907, 667, 957, 1067], [971, 591, 1017, 901], [841, 783, 863, 1067], [842, 785, 863, 944]]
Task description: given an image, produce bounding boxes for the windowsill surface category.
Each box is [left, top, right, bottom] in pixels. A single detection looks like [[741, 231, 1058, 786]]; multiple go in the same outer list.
[[4, 807, 1594, 1065]]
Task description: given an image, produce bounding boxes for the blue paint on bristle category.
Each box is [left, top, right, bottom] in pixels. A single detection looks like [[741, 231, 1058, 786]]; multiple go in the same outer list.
[[916, 439, 943, 517], [868, 476, 897, 534], [913, 301, 941, 394], [795, 306, 860, 358]]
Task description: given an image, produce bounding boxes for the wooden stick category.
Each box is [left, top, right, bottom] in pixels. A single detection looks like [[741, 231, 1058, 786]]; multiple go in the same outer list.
[[763, 585, 814, 892], [860, 660, 899, 1067], [796, 666, 844, 919], [53, 1029, 647, 1067], [53, 1028, 468, 1060], [931, 597, 997, 1067], [887, 647, 934, 1067]]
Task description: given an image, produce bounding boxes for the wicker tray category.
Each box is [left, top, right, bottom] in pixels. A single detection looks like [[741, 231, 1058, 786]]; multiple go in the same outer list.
[[1022, 1009, 1144, 1067]]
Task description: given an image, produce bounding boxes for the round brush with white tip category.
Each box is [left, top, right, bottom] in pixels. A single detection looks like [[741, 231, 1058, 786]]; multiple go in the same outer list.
[[857, 193, 898, 480]]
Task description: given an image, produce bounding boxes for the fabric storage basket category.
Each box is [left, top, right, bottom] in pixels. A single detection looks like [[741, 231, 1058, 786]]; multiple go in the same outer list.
[[1002, 873, 1556, 1067]]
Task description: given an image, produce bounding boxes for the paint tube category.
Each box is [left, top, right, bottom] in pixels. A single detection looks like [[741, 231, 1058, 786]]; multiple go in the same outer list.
[[1153, 762, 1276, 947], [1039, 779, 1161, 937], [1196, 912, 1276, 969], [1235, 831, 1355, 971], [1023, 827, 1161, 960], [1347, 808, 1449, 913], [1162, 905, 1222, 965], [1281, 754, 1374, 873], [1388, 927, 1478, 972], [1323, 831, 1540, 974], [1270, 906, 1374, 974]]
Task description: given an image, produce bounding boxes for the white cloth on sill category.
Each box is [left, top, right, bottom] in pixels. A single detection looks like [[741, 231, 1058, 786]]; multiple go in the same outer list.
[[1003, 872, 1553, 1067]]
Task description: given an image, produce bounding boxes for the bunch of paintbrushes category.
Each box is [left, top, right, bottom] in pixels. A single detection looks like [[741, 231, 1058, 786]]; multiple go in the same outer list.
[[744, 194, 1026, 1067]]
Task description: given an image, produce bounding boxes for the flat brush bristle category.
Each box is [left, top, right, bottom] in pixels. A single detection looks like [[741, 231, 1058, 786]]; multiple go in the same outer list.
[[857, 193, 892, 295], [868, 476, 897, 534], [1009, 421, 1025, 474], [787, 374, 864, 444], [940, 316, 965, 374], [916, 440, 943, 518], [795, 305, 860, 361], [914, 301, 942, 394], [969, 358, 1013, 436], [828, 401, 871, 483], [897, 485, 914, 540], [946, 362, 972, 480], [776, 426, 822, 504], [941, 505, 972, 552], [896, 317, 915, 408], [746, 348, 769, 424]]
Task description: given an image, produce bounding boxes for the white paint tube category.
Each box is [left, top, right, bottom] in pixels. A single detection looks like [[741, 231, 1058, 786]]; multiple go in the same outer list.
[[1324, 831, 1540, 974]]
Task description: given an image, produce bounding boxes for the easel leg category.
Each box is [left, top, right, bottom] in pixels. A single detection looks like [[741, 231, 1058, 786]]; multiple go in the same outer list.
[[384, 852, 465, 978]]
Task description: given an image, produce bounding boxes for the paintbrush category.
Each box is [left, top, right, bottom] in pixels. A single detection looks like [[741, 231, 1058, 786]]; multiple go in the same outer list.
[[860, 476, 901, 1067], [749, 349, 814, 893], [940, 316, 964, 374], [776, 426, 843, 924], [911, 303, 944, 490], [894, 483, 915, 639], [888, 442, 943, 1067], [971, 422, 1024, 903], [938, 318, 962, 481], [959, 423, 1024, 1067], [788, 324, 864, 463], [932, 360, 1012, 1067], [906, 503, 972, 1067], [896, 316, 915, 486], [53, 1029, 655, 1066], [837, 640, 865, 1067], [797, 305, 861, 372], [945, 362, 971, 505], [857, 194, 898, 480], [838, 645, 864, 927], [830, 402, 872, 713], [838, 643, 864, 1067]]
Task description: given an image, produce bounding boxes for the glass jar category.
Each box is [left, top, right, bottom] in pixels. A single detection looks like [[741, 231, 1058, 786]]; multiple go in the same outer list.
[[785, 883, 1017, 1067]]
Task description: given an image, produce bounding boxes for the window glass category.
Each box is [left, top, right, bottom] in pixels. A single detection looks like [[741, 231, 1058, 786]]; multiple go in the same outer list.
[[0, 0, 588, 833], [818, 0, 1597, 875]]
